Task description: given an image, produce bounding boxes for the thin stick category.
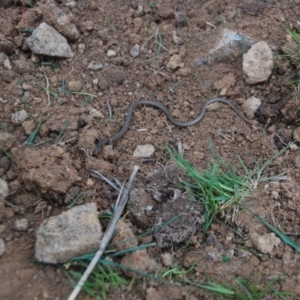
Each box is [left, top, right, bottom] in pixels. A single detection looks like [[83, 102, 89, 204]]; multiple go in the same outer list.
[[106, 99, 112, 119], [42, 66, 51, 106], [145, 66, 169, 78], [89, 169, 121, 192], [68, 165, 139, 300]]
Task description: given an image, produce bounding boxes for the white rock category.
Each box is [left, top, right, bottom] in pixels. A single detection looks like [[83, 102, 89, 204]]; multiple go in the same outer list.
[[0, 178, 9, 198], [3, 58, 12, 70], [11, 109, 28, 124], [0, 238, 5, 257], [249, 232, 281, 254], [89, 108, 104, 119], [107, 49, 117, 57], [133, 144, 155, 157], [15, 218, 29, 231], [243, 41, 274, 84], [241, 96, 261, 119], [130, 44, 140, 57]]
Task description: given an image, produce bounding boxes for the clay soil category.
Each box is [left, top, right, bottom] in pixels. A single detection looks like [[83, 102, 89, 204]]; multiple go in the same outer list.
[[1, 0, 300, 299]]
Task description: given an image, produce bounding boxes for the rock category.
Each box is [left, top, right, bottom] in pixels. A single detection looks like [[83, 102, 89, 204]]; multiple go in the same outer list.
[[0, 157, 11, 171], [15, 218, 29, 231], [120, 249, 159, 278], [0, 178, 9, 198], [160, 253, 173, 267], [67, 80, 82, 92], [198, 28, 255, 65], [89, 108, 104, 119], [40, 3, 79, 40], [243, 41, 274, 84], [294, 156, 300, 168], [130, 44, 140, 57], [133, 144, 155, 157], [64, 1, 77, 8], [3, 57, 12, 70], [107, 49, 117, 57], [0, 52, 8, 65], [0, 38, 14, 54], [166, 54, 184, 69], [22, 120, 35, 135], [159, 7, 174, 19], [249, 232, 281, 254], [35, 203, 102, 264], [27, 22, 74, 58], [0, 238, 5, 257], [127, 188, 156, 228], [110, 219, 137, 252], [88, 61, 103, 71], [293, 127, 300, 143], [0, 132, 16, 150], [11, 110, 28, 124], [172, 31, 183, 45], [12, 146, 81, 196], [241, 96, 261, 119]]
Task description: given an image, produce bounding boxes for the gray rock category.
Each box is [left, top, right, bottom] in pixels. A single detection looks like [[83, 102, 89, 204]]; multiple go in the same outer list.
[[0, 52, 8, 65], [0, 238, 5, 257], [241, 96, 261, 119], [0, 178, 9, 198], [128, 188, 156, 228], [11, 109, 28, 124], [35, 203, 102, 264], [0, 132, 16, 149], [243, 41, 274, 84], [15, 218, 29, 231], [198, 28, 255, 65], [88, 61, 103, 71], [130, 44, 140, 57], [133, 144, 155, 157], [27, 22, 74, 58]]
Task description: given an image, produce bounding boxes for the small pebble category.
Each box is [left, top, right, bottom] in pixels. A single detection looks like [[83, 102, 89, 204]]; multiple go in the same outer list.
[[107, 50, 117, 57], [11, 110, 28, 124], [15, 218, 29, 231], [130, 44, 140, 57], [0, 238, 5, 257]]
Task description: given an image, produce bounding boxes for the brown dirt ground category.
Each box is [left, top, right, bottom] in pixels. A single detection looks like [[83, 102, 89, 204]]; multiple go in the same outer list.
[[1, 0, 300, 299]]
